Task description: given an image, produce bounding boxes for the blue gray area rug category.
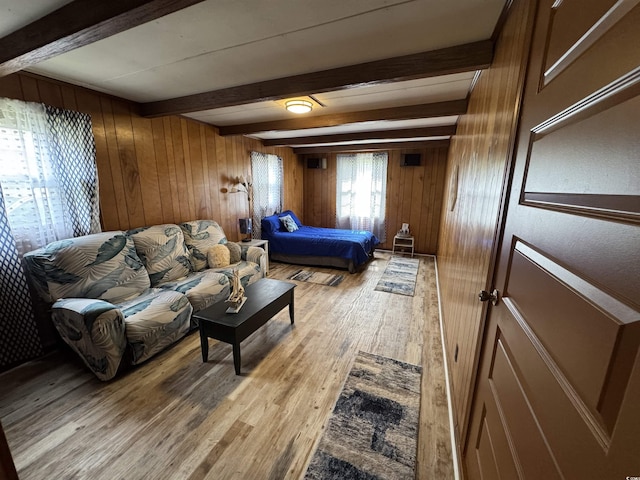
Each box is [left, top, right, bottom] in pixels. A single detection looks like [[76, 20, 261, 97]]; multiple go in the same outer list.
[[305, 351, 422, 480], [374, 256, 420, 296]]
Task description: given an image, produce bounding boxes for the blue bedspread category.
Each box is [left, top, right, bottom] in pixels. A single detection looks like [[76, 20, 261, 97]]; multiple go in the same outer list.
[[261, 211, 379, 268]]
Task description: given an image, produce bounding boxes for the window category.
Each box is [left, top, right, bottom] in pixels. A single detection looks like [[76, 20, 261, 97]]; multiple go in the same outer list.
[[336, 152, 388, 242], [250, 152, 283, 239], [0, 98, 100, 254]]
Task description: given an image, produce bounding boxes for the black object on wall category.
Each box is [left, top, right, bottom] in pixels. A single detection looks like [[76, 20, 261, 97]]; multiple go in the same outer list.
[[401, 153, 422, 166], [307, 158, 327, 169]]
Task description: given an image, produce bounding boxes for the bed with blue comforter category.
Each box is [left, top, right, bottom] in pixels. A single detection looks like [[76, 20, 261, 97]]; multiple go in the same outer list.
[[261, 211, 378, 273]]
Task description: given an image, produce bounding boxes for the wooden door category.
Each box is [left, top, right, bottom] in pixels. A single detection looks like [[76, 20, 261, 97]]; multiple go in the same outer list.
[[464, 0, 640, 478]]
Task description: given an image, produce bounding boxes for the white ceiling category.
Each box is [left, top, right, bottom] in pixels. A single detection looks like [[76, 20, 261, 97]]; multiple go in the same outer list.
[[0, 0, 507, 150]]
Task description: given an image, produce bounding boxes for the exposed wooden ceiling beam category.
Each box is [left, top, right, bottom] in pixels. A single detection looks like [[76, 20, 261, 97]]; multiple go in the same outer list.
[[218, 99, 467, 136], [140, 40, 493, 117], [261, 125, 457, 147], [0, 0, 206, 77], [293, 139, 451, 154]]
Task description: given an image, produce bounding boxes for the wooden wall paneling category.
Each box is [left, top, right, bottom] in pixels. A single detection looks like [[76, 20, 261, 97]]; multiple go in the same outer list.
[[436, 0, 535, 445], [35, 79, 63, 109], [225, 136, 239, 237], [112, 100, 146, 229], [317, 158, 324, 225], [150, 118, 173, 224], [213, 129, 230, 236], [169, 116, 190, 222], [408, 155, 425, 249], [418, 149, 435, 253], [431, 147, 448, 251], [0, 74, 23, 98], [204, 126, 221, 221], [180, 118, 197, 219], [98, 97, 131, 230], [60, 84, 77, 111], [160, 117, 181, 223], [74, 90, 118, 231], [227, 135, 242, 239], [198, 124, 212, 219], [187, 121, 206, 219], [131, 113, 163, 226], [328, 154, 336, 226], [18, 75, 40, 103], [311, 160, 323, 225]]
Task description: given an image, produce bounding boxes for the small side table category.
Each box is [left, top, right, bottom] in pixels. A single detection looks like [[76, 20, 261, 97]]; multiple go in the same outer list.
[[241, 239, 270, 275], [392, 235, 414, 257]]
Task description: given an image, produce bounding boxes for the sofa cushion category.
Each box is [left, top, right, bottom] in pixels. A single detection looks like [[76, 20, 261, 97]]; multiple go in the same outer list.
[[118, 288, 192, 365], [180, 220, 227, 271], [23, 231, 150, 304], [226, 242, 241, 264], [128, 224, 192, 286], [208, 261, 262, 289], [157, 270, 230, 315], [208, 244, 230, 268]]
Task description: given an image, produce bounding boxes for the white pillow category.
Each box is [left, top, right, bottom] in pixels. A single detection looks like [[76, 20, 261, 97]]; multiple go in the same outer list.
[[207, 244, 230, 268], [279, 214, 299, 232]]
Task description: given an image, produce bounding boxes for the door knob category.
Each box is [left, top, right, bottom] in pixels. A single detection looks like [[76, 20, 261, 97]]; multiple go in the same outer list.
[[478, 289, 499, 305]]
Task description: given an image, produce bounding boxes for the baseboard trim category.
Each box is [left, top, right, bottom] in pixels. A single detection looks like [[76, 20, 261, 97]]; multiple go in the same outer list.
[[433, 256, 462, 480]]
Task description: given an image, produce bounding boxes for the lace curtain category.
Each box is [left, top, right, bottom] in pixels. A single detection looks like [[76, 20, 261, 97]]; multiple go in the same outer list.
[[0, 98, 100, 368], [336, 152, 388, 242], [0, 99, 100, 254], [251, 152, 283, 239]]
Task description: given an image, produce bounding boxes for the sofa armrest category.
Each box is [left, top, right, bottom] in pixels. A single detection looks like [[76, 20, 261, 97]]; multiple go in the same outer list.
[[52, 298, 127, 381], [241, 245, 267, 277]]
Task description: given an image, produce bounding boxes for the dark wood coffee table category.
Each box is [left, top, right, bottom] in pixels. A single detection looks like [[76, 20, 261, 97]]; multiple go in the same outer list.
[[193, 278, 295, 374]]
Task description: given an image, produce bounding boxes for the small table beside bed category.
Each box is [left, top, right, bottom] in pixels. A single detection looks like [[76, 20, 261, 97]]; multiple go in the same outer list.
[[260, 210, 379, 273]]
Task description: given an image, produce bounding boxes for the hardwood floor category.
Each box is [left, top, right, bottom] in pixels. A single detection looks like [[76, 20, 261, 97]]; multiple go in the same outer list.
[[0, 252, 453, 480]]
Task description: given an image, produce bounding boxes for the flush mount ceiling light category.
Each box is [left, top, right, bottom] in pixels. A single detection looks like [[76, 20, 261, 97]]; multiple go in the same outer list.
[[285, 99, 313, 114]]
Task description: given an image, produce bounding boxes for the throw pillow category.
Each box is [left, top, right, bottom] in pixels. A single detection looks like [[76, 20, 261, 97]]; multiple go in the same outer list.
[[279, 214, 299, 232], [225, 242, 241, 264], [207, 244, 230, 268]]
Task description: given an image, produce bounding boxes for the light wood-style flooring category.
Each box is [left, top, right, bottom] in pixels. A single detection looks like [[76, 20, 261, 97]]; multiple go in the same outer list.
[[0, 252, 453, 479]]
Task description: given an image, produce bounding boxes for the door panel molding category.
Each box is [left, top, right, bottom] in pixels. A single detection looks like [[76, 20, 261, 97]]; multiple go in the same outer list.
[[513, 241, 638, 324], [502, 295, 611, 450], [522, 193, 640, 223], [543, 0, 640, 85], [522, 66, 640, 221], [509, 241, 640, 434]]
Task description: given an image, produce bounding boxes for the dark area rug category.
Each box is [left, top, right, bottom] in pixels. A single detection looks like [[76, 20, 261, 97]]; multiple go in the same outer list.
[[287, 269, 344, 287], [374, 256, 420, 296], [305, 351, 422, 479]]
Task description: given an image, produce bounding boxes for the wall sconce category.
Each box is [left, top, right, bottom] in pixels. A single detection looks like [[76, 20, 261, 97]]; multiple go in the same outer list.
[[285, 99, 313, 114]]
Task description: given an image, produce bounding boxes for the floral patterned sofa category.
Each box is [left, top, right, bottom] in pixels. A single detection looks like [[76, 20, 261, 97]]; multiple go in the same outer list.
[[23, 220, 266, 381]]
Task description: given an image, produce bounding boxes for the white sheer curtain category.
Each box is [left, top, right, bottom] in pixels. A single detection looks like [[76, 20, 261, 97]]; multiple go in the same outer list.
[[0, 98, 100, 254], [336, 152, 388, 242], [251, 151, 283, 239], [0, 98, 100, 368]]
